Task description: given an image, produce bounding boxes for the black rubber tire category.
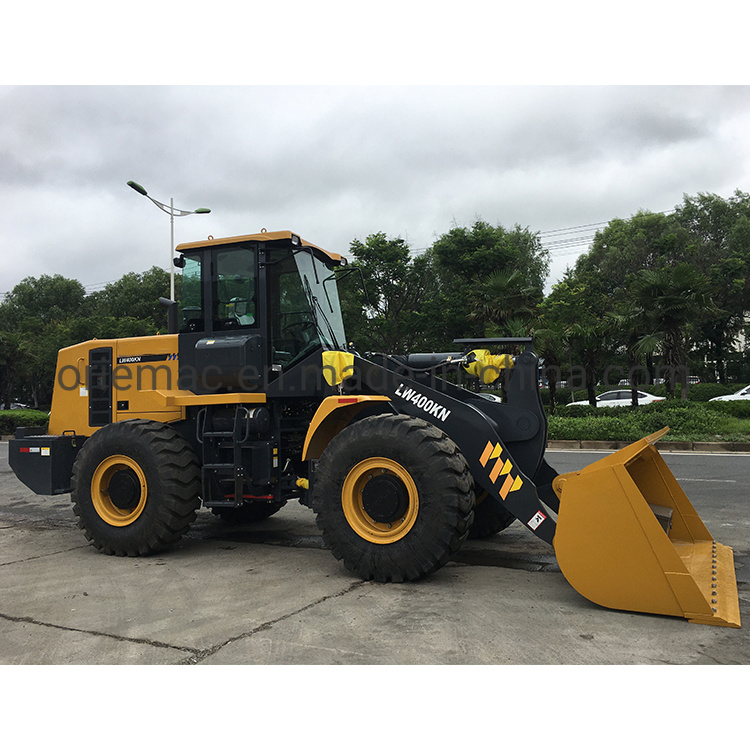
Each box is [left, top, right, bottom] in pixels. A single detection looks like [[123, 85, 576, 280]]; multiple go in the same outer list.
[[468, 491, 516, 539], [311, 414, 475, 582], [71, 420, 201, 556], [211, 501, 286, 523]]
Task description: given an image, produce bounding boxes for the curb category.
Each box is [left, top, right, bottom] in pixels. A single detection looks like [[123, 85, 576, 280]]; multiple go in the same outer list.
[[547, 439, 750, 453]]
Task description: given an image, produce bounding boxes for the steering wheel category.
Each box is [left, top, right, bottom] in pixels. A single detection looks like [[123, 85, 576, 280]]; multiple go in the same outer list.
[[282, 319, 316, 343]]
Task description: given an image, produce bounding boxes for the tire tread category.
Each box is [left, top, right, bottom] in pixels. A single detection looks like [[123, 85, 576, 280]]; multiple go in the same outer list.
[[311, 414, 475, 582], [71, 420, 201, 556]]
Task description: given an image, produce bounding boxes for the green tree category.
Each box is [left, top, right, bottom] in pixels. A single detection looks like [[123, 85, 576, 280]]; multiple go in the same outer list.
[[565, 321, 610, 405], [672, 190, 750, 382], [0, 331, 30, 409], [606, 298, 654, 407], [430, 220, 549, 342], [339, 233, 441, 353], [0, 275, 89, 407], [531, 316, 567, 413], [0, 269, 167, 408], [576, 210, 693, 297], [88, 266, 171, 331], [538, 268, 613, 404], [631, 264, 718, 399], [1, 274, 87, 327]]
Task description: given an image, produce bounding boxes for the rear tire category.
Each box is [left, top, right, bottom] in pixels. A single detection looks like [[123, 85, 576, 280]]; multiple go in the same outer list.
[[71, 420, 201, 556], [311, 414, 475, 582]]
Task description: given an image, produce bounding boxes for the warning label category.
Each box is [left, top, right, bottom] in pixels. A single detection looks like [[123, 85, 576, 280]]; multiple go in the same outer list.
[[527, 511, 547, 531]]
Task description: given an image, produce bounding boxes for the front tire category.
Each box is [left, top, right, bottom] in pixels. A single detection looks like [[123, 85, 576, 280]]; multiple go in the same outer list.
[[311, 414, 475, 582], [71, 420, 201, 556]]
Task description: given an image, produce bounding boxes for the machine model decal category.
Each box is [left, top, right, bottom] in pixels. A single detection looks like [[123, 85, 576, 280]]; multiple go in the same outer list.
[[394, 383, 452, 422], [479, 440, 524, 499], [116, 353, 178, 364]]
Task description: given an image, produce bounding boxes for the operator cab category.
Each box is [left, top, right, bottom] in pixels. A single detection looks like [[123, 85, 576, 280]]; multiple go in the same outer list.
[[174, 230, 348, 394]]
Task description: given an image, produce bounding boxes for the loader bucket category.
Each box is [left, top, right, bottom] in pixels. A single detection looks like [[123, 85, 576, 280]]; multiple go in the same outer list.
[[552, 428, 741, 628]]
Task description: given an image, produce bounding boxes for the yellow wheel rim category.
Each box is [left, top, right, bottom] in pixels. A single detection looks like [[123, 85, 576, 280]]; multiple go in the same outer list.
[[341, 457, 419, 544], [90, 455, 148, 527]]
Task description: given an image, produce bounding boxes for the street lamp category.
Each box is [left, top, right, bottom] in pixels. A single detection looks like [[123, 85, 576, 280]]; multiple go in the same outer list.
[[127, 181, 211, 301]]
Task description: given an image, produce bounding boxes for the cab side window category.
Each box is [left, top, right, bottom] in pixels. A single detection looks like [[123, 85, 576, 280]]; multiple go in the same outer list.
[[179, 254, 204, 333], [213, 247, 257, 331]]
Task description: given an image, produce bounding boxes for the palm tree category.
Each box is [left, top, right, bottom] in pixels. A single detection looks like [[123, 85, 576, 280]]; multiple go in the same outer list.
[[565, 320, 609, 406], [631, 264, 718, 399], [470, 269, 541, 337], [606, 300, 652, 407], [533, 321, 566, 413]]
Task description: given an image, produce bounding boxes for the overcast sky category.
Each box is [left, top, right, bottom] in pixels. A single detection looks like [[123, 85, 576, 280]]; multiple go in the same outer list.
[[2, 85, 748, 298]]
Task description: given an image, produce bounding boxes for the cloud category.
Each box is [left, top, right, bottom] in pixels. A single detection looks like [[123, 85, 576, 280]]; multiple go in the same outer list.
[[1, 85, 749, 296]]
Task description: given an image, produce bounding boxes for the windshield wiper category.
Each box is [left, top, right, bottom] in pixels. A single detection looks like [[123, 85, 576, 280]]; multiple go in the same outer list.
[[303, 275, 344, 350]]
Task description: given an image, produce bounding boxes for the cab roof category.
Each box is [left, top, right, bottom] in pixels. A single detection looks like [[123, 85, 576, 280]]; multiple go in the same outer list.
[[175, 229, 346, 265]]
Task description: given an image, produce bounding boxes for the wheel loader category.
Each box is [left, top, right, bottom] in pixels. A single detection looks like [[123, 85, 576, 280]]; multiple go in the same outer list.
[[9, 229, 741, 628]]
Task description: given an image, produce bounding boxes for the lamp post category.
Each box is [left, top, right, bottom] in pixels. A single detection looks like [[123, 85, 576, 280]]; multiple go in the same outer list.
[[127, 181, 211, 301]]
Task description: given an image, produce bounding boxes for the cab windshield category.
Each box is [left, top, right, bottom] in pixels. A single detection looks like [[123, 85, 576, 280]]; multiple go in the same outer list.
[[268, 248, 346, 366]]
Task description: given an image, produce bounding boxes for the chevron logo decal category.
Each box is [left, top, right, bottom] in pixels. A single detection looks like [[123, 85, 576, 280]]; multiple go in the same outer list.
[[479, 440, 523, 499]]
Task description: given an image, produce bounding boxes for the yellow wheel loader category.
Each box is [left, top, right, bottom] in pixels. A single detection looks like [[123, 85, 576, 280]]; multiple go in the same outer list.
[[9, 230, 740, 628]]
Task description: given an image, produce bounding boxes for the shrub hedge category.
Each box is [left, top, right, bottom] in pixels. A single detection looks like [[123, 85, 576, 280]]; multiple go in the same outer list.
[[704, 399, 750, 419], [547, 415, 642, 442], [547, 398, 750, 441], [684, 383, 746, 402], [630, 401, 724, 436], [0, 409, 50, 435]]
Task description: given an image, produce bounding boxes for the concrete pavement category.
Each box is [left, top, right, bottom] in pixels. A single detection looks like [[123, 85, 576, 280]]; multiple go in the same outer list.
[[2, 498, 749, 665], [2, 439, 749, 664]]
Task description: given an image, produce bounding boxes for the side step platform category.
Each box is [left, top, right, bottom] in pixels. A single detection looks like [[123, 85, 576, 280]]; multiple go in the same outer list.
[[197, 405, 252, 507], [196, 405, 278, 508]]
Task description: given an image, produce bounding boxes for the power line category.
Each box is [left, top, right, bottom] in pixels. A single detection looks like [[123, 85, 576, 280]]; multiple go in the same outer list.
[[539, 221, 610, 237]]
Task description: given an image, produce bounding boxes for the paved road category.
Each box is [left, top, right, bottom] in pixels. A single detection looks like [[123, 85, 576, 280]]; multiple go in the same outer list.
[[1, 442, 748, 664]]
